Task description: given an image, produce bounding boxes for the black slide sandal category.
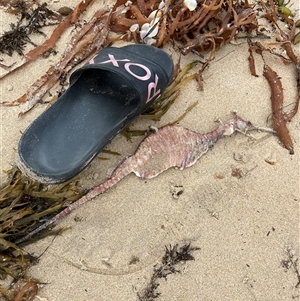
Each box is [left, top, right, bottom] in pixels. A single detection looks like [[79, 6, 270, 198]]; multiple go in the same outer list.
[[17, 45, 174, 184]]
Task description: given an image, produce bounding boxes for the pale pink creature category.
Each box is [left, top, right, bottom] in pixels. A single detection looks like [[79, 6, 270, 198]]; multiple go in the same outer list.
[[16, 113, 273, 244]]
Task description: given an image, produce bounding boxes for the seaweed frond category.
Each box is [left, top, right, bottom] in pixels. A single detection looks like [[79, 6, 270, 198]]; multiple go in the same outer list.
[[0, 0, 61, 56], [0, 166, 84, 284]]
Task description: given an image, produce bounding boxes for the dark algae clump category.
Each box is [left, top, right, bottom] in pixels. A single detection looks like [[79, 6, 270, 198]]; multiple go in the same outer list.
[[137, 244, 200, 300], [0, 0, 61, 56]]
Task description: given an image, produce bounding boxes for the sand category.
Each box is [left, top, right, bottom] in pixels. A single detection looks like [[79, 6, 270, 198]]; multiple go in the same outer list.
[[0, 0, 299, 300]]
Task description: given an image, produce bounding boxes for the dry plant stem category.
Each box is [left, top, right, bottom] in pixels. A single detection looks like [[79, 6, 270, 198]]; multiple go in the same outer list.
[[0, 0, 94, 79], [3, 8, 110, 115], [16, 114, 273, 244], [263, 63, 296, 154]]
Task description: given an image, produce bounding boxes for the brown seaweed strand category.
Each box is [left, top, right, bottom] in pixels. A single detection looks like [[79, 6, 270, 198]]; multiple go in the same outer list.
[[263, 63, 294, 154], [15, 114, 261, 244]]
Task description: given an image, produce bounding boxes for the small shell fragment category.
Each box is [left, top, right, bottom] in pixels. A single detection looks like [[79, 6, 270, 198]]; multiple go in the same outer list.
[[140, 18, 160, 45], [130, 24, 139, 32], [183, 0, 197, 11]]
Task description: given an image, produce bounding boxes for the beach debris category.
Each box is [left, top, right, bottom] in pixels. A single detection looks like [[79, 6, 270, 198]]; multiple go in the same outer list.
[[3, 0, 287, 115], [263, 63, 298, 154], [112, 0, 257, 50], [264, 154, 277, 165], [15, 113, 274, 244], [275, 0, 295, 25], [246, 0, 298, 65], [281, 245, 300, 289], [10, 280, 38, 301], [112, 0, 258, 81], [137, 243, 200, 300], [58, 6, 73, 16], [0, 1, 62, 57], [231, 167, 243, 178], [1, 0, 297, 115], [0, 59, 196, 289], [170, 183, 184, 199], [0, 166, 84, 292], [247, 38, 299, 154], [274, 23, 298, 64], [0, 278, 39, 301], [0, 66, 195, 298], [0, 0, 94, 78], [2, 7, 111, 115]]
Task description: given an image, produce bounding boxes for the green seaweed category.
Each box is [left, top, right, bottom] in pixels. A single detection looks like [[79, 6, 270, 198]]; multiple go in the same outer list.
[[0, 166, 84, 290]]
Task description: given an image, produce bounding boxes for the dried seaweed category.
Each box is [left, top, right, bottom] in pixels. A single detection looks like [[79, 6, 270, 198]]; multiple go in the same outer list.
[[0, 0, 95, 79], [246, 0, 299, 155], [137, 243, 200, 300], [263, 63, 295, 154], [247, 43, 299, 154], [0, 23, 32, 56], [1, 168, 84, 241], [0, 1, 62, 56], [15, 113, 274, 244], [112, 0, 257, 50], [144, 61, 198, 117], [111, 0, 258, 80], [256, 0, 298, 63], [2, 7, 111, 115]]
